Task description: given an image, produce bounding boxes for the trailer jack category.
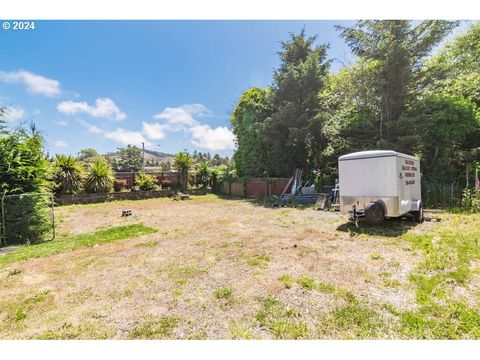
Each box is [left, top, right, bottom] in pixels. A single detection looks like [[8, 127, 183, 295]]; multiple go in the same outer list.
[[348, 205, 365, 228]]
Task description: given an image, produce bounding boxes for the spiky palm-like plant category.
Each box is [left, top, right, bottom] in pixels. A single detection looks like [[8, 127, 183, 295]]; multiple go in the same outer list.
[[54, 154, 83, 194], [84, 158, 114, 193], [173, 151, 194, 189]]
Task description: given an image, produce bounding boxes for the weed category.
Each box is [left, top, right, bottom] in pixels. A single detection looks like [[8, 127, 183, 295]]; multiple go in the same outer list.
[[278, 275, 294, 289], [214, 287, 233, 299], [14, 308, 27, 321], [248, 253, 270, 269], [230, 321, 253, 339], [370, 253, 382, 260], [255, 296, 308, 339], [129, 315, 179, 339], [298, 277, 316, 290], [317, 282, 337, 294]]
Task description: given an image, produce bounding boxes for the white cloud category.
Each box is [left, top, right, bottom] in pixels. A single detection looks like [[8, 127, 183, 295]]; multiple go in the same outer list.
[[0, 70, 61, 97], [103, 128, 150, 146], [153, 107, 198, 129], [2, 106, 25, 121], [190, 124, 235, 151], [149, 104, 235, 151], [54, 140, 68, 148], [142, 121, 168, 140], [57, 98, 126, 121], [79, 120, 149, 147]]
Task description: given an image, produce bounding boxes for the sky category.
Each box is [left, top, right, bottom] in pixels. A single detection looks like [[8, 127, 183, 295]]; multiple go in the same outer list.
[[0, 20, 473, 157]]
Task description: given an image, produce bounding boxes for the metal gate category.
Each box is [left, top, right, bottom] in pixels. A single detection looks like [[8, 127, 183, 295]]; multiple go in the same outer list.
[[1, 193, 55, 246]]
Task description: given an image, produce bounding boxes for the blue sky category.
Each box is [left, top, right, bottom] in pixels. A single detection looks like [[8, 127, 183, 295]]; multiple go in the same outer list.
[[0, 20, 472, 157]]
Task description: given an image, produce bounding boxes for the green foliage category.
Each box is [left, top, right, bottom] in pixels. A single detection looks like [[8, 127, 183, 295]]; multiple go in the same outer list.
[[461, 188, 480, 212], [214, 287, 233, 299], [77, 148, 99, 164], [53, 154, 83, 194], [116, 145, 143, 172], [0, 224, 157, 267], [195, 162, 210, 188], [297, 277, 316, 290], [135, 172, 159, 191], [278, 274, 294, 289], [0, 130, 52, 194], [173, 151, 194, 189], [84, 158, 114, 193], [255, 296, 308, 339], [129, 315, 179, 339], [231, 87, 273, 177]]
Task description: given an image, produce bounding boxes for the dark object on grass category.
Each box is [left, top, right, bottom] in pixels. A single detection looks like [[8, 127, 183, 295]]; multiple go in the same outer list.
[[122, 210, 133, 217]]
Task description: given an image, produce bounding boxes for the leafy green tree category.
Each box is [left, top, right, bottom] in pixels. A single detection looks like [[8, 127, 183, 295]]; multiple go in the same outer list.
[[53, 154, 83, 194], [231, 87, 272, 177], [173, 151, 194, 189], [78, 148, 99, 163], [397, 94, 480, 179], [336, 20, 458, 147], [117, 145, 143, 172], [264, 28, 330, 177], [84, 158, 114, 193], [135, 172, 159, 191], [426, 22, 480, 107]]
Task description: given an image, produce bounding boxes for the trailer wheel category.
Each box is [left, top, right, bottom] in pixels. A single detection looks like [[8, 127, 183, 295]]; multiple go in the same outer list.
[[365, 201, 385, 225], [414, 203, 424, 223]]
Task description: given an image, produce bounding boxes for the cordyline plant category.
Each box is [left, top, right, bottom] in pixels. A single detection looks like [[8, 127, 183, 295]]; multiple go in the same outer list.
[[53, 154, 83, 194], [84, 158, 114, 193]]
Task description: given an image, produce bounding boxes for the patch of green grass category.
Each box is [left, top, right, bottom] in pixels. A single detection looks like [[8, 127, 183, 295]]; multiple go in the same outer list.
[[316, 282, 337, 294], [255, 296, 308, 339], [214, 287, 233, 299], [14, 308, 27, 321], [175, 279, 188, 285], [230, 322, 253, 339], [248, 253, 270, 269], [129, 315, 179, 339], [370, 253, 382, 260], [397, 213, 480, 338], [317, 304, 383, 338], [297, 277, 316, 290], [0, 224, 157, 267], [278, 275, 294, 289]]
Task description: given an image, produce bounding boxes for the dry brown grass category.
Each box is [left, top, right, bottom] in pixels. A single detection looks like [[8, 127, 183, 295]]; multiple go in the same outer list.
[[0, 194, 437, 339]]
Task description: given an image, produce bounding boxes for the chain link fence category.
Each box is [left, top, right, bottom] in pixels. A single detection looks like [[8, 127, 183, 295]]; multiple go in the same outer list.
[[1, 193, 55, 246]]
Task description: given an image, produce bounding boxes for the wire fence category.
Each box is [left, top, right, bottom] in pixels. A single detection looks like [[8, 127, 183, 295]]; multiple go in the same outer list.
[[421, 177, 464, 209], [1, 193, 55, 246]]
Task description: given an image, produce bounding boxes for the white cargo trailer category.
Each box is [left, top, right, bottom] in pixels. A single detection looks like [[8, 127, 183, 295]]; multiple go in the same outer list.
[[338, 150, 423, 224]]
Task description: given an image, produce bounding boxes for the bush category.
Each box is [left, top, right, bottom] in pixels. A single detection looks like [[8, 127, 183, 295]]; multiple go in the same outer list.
[[461, 188, 480, 212], [53, 155, 83, 194], [84, 158, 114, 193], [135, 172, 159, 191]]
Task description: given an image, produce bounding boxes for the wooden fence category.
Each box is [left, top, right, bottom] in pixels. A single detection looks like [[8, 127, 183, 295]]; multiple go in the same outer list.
[[219, 178, 291, 198]]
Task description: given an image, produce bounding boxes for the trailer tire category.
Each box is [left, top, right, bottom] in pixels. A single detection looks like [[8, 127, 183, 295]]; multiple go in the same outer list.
[[365, 201, 385, 225], [413, 203, 424, 223]]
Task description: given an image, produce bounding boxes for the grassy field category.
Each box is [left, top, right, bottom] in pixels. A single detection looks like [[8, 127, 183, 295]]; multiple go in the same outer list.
[[1, 194, 479, 339]]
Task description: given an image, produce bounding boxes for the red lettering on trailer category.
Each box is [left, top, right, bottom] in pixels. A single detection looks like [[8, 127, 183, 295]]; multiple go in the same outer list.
[[405, 172, 415, 177], [406, 180, 415, 185], [402, 165, 410, 170], [405, 159, 414, 165]]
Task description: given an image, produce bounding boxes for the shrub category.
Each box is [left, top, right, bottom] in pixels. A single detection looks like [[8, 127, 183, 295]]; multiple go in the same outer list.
[[53, 155, 83, 194], [135, 172, 159, 191], [196, 163, 209, 188], [84, 158, 114, 193]]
